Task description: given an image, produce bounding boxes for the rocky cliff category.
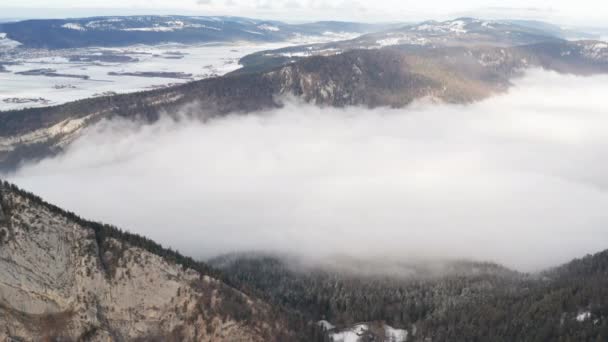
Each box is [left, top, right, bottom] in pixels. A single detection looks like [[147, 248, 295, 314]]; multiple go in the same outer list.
[[0, 182, 295, 341]]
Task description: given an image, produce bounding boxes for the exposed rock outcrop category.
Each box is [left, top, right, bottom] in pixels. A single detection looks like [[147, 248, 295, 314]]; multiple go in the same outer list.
[[0, 182, 294, 341]]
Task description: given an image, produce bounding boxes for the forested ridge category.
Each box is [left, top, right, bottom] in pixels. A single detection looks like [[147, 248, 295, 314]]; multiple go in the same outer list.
[[213, 251, 608, 341]]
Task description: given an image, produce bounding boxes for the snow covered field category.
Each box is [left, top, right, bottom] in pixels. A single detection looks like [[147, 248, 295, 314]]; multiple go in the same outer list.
[[0, 33, 358, 111]]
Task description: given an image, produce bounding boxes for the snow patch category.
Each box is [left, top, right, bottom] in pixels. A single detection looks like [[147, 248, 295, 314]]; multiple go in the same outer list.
[[376, 36, 428, 47], [242, 30, 263, 35], [415, 20, 468, 34], [481, 21, 496, 29], [0, 33, 22, 49], [258, 24, 280, 32], [330, 324, 368, 342], [576, 311, 591, 322], [317, 320, 335, 330], [376, 38, 402, 47], [579, 42, 608, 60], [0, 115, 92, 152], [121, 21, 220, 32], [61, 23, 86, 31], [385, 325, 408, 342]]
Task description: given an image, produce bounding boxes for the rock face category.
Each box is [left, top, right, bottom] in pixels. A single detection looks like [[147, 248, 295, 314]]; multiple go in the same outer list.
[[0, 182, 293, 341]]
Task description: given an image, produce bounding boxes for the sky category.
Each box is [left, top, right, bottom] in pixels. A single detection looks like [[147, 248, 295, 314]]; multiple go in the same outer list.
[[1, 0, 607, 26], [8, 69, 608, 272]]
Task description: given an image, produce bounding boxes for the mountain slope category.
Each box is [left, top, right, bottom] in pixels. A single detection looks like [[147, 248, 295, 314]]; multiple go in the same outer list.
[[0, 181, 304, 341], [0, 184, 606, 341], [212, 251, 608, 342], [0, 38, 607, 171], [238, 17, 564, 68]]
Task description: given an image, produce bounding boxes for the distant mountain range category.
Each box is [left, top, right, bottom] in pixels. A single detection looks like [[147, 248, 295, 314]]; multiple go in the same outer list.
[[238, 17, 590, 70], [0, 16, 398, 49], [1, 181, 607, 341]]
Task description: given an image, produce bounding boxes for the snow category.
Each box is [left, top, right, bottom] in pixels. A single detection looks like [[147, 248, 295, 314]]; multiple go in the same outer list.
[[385, 325, 408, 342], [242, 30, 264, 35], [593, 42, 608, 50], [196, 24, 221, 31], [61, 23, 86, 31], [448, 20, 468, 34], [166, 20, 185, 28], [324, 322, 407, 341], [271, 47, 342, 58], [0, 115, 90, 151], [123, 26, 179, 32], [258, 24, 280, 32], [317, 320, 335, 330], [0, 33, 21, 49], [376, 38, 402, 47], [481, 21, 496, 29], [375, 34, 428, 47], [0, 34, 351, 111], [576, 311, 591, 322], [330, 324, 368, 342], [579, 42, 608, 60], [121, 21, 222, 32], [415, 20, 468, 34], [85, 18, 124, 29], [274, 51, 310, 57]]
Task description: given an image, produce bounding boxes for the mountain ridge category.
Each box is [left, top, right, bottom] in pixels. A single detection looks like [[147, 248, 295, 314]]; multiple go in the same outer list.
[[0, 16, 395, 49], [0, 180, 312, 341], [0, 37, 607, 171]]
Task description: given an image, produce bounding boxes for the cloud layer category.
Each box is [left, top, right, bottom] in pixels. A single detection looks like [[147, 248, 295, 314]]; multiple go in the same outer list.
[[7, 69, 608, 272]]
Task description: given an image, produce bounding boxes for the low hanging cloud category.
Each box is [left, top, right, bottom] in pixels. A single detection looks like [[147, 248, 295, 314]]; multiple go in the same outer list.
[[7, 69, 608, 272]]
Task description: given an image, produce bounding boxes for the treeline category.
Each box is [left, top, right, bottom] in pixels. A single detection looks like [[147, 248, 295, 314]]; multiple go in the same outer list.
[[214, 252, 608, 341]]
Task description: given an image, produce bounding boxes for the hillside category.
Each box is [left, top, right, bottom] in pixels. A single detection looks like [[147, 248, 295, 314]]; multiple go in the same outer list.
[[0, 37, 607, 171], [212, 251, 608, 342], [238, 17, 564, 69], [0, 182, 606, 341], [0, 181, 309, 341]]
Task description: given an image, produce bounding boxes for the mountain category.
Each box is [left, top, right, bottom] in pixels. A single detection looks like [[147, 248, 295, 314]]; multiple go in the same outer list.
[[0, 34, 607, 171], [238, 17, 565, 67], [0, 16, 394, 49], [502, 20, 600, 40], [211, 250, 608, 341], [0, 181, 311, 341], [0, 181, 607, 341]]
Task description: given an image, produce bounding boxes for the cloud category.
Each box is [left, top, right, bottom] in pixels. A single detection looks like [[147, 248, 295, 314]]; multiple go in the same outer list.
[[7, 69, 608, 272]]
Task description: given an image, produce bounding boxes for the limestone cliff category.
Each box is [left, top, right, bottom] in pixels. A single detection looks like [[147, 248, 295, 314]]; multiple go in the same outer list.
[[0, 182, 294, 341]]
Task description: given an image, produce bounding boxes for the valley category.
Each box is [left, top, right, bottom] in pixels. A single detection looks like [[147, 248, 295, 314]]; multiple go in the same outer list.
[[1, 11, 608, 342], [0, 34, 359, 111]]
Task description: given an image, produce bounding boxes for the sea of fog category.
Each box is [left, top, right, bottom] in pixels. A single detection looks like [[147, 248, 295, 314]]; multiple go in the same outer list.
[[6, 69, 608, 272]]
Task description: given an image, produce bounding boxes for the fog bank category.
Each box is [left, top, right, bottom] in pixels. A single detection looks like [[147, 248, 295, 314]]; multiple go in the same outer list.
[[7, 69, 608, 272]]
